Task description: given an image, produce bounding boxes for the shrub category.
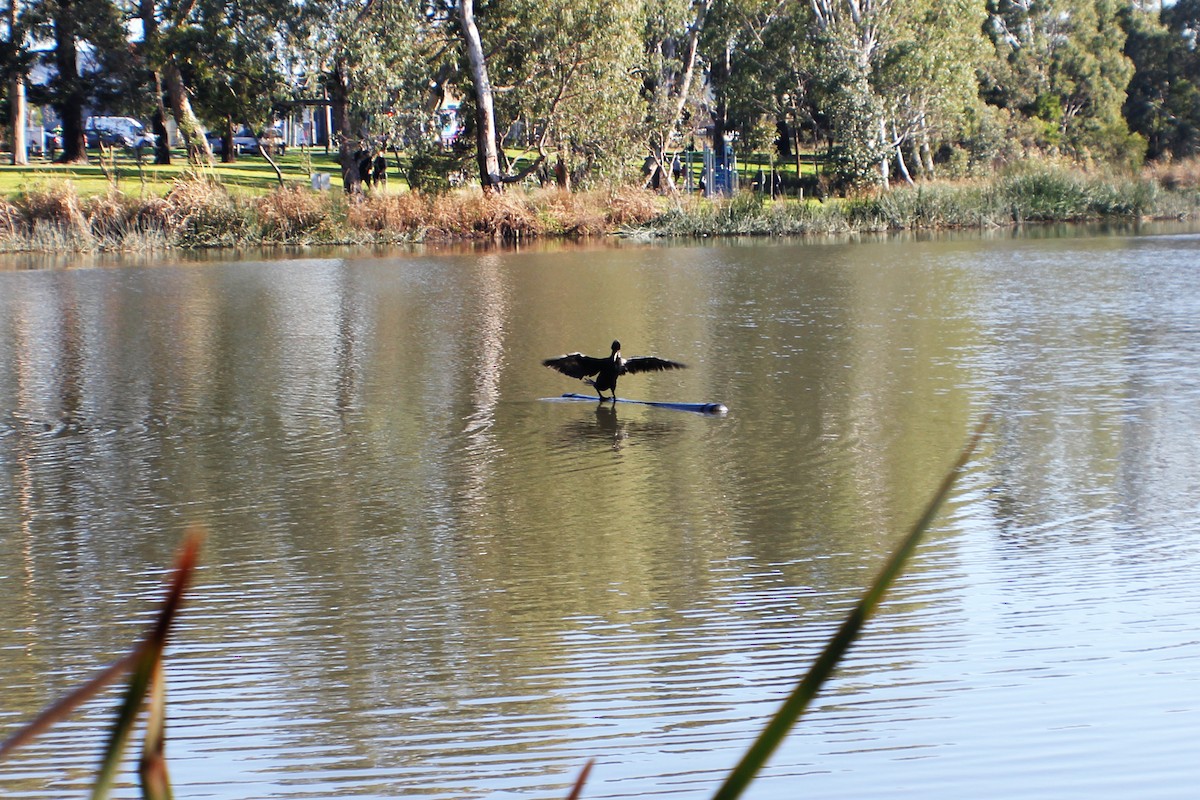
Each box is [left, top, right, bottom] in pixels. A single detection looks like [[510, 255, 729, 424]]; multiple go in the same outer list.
[[602, 186, 662, 228]]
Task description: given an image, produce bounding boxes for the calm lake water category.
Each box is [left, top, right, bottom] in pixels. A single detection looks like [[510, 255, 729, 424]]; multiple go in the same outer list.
[[2, 227, 1200, 799]]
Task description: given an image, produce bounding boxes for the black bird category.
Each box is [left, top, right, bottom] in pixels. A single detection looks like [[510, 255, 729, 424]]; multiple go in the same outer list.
[[543, 340, 686, 401]]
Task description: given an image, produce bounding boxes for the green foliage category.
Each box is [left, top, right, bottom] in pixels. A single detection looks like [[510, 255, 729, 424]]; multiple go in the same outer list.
[[982, 0, 1136, 159], [1123, 1, 1200, 160], [407, 149, 466, 195]]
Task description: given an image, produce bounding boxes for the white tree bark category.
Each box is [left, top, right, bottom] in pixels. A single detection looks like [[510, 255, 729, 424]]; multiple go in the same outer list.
[[460, 0, 502, 191], [8, 1, 25, 165]]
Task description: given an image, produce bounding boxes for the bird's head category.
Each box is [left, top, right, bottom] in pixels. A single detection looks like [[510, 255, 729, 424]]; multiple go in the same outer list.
[[611, 340, 621, 353]]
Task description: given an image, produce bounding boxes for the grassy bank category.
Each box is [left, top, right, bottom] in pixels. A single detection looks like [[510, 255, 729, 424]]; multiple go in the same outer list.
[[0, 157, 1196, 253]]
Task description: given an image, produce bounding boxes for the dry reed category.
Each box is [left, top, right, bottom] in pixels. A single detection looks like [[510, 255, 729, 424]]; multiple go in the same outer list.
[[0, 167, 1191, 254]]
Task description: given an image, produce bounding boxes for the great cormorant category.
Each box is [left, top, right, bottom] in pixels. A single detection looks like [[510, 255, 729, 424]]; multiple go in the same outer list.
[[543, 340, 686, 401]]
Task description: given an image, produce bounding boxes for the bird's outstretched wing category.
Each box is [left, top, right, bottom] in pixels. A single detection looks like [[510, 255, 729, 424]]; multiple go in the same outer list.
[[543, 353, 606, 379], [622, 356, 687, 374]]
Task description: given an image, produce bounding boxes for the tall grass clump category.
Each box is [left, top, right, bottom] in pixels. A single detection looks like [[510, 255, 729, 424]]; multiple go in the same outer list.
[[998, 165, 1160, 221], [425, 190, 542, 239], [1145, 156, 1200, 192], [1144, 159, 1200, 217], [529, 187, 609, 236], [255, 186, 338, 244], [346, 191, 430, 240], [637, 192, 855, 237], [85, 191, 172, 250], [872, 181, 1004, 228], [163, 178, 255, 248], [601, 186, 663, 229], [10, 183, 93, 249]]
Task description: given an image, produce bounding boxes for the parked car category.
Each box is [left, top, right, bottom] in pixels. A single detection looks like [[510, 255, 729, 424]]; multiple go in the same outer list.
[[258, 128, 286, 155], [206, 130, 253, 155], [206, 126, 286, 156], [85, 116, 156, 149]]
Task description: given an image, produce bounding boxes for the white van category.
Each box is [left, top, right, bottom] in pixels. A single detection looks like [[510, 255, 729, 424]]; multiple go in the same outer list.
[[84, 116, 156, 149]]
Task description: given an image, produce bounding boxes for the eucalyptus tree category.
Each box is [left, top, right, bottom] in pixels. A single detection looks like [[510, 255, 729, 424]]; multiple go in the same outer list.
[[296, 0, 424, 194], [167, 0, 292, 167], [4, 0, 29, 164], [1123, 0, 1200, 160], [22, 0, 126, 162], [764, 0, 987, 187], [639, 0, 710, 192], [699, 0, 787, 181], [872, 0, 986, 181], [803, 0, 900, 185], [753, 2, 825, 180], [136, 0, 220, 163], [461, 0, 645, 189], [982, 0, 1137, 162]]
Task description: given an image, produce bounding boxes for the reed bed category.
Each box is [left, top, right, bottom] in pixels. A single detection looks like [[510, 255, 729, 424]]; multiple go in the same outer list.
[[0, 166, 1193, 253], [0, 180, 667, 252], [639, 165, 1196, 237]]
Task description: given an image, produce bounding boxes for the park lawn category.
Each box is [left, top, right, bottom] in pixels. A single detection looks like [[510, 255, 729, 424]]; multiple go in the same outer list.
[[0, 147, 823, 201], [0, 149, 379, 198]]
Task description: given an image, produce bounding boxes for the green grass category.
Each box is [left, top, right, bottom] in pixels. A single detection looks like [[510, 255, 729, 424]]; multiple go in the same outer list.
[[0, 148, 360, 197]]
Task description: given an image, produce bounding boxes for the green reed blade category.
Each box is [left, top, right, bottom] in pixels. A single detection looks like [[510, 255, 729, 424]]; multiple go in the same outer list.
[[90, 530, 201, 800], [90, 645, 162, 799], [711, 416, 991, 800], [139, 657, 174, 800], [0, 530, 203, 764]]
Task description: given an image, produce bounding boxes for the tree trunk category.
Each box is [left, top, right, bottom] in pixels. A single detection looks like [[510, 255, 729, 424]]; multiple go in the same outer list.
[[9, 1, 26, 166], [10, 76, 26, 166], [893, 120, 913, 186], [878, 117, 890, 189], [52, 0, 87, 164], [139, 0, 171, 165], [163, 62, 212, 164], [150, 76, 171, 165], [459, 0, 502, 192], [709, 40, 732, 184], [652, 0, 709, 196], [329, 60, 362, 196], [555, 152, 569, 190], [794, 127, 802, 187], [221, 117, 237, 163]]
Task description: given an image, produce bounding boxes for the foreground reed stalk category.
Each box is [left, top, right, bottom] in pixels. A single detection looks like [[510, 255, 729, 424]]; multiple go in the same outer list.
[[0, 529, 202, 799], [708, 415, 991, 800]]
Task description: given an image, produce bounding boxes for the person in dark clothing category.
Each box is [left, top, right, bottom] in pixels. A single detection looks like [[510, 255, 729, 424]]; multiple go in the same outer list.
[[358, 150, 373, 188], [372, 154, 387, 186]]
